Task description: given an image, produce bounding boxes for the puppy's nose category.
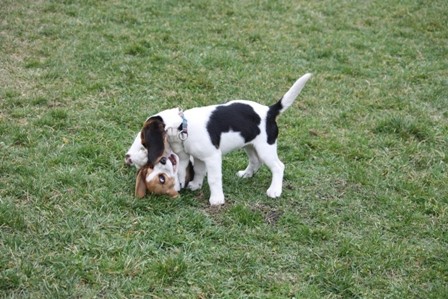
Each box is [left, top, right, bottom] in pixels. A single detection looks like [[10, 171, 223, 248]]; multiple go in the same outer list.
[[125, 154, 132, 165], [160, 157, 167, 165]]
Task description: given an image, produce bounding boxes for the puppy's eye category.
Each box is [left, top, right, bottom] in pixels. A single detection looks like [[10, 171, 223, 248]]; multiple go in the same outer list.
[[158, 174, 166, 184]]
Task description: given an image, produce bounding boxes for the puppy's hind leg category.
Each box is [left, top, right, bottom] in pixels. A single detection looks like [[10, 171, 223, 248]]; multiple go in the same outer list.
[[237, 145, 262, 178], [254, 143, 284, 198]]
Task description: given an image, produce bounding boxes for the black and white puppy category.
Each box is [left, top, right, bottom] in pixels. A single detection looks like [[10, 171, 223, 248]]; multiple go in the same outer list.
[[126, 73, 312, 205]]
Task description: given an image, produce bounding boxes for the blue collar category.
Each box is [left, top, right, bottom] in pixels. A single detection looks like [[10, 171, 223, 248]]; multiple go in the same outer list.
[[178, 110, 188, 141]]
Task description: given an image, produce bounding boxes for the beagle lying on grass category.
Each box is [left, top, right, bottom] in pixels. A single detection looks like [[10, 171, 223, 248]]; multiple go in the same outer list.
[[132, 134, 194, 199], [126, 73, 312, 205]]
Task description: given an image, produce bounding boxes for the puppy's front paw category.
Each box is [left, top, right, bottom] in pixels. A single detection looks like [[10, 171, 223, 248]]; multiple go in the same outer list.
[[209, 194, 225, 206], [266, 187, 282, 198], [187, 181, 202, 191]]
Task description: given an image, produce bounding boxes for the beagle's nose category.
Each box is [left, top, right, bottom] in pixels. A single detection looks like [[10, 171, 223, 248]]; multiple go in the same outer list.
[[160, 157, 167, 165], [125, 154, 132, 165]]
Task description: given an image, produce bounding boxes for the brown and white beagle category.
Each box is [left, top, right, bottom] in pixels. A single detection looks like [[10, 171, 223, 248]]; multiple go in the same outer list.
[[133, 119, 194, 198]]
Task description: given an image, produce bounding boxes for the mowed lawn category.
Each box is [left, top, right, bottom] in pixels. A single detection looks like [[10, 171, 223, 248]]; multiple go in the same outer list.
[[1, 0, 447, 297]]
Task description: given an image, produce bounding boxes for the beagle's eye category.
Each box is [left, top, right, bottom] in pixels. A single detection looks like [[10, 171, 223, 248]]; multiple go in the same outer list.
[[158, 174, 166, 184]]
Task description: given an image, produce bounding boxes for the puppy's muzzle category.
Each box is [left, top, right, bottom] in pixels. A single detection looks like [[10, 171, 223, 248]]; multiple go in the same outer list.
[[168, 154, 177, 166], [159, 155, 177, 166], [125, 154, 133, 166]]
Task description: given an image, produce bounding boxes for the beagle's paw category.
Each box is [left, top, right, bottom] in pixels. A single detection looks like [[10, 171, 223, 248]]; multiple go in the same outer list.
[[237, 170, 254, 178], [266, 186, 282, 198], [187, 181, 202, 191], [209, 194, 225, 206]]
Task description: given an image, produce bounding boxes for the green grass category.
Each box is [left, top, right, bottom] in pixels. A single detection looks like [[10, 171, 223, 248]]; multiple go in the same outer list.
[[1, 0, 447, 297]]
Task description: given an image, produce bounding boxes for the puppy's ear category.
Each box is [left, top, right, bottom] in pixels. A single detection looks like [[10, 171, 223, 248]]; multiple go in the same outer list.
[[135, 168, 148, 198], [141, 116, 165, 166]]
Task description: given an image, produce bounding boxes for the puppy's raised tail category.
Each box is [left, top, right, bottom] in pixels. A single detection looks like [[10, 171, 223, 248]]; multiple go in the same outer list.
[[270, 73, 312, 115]]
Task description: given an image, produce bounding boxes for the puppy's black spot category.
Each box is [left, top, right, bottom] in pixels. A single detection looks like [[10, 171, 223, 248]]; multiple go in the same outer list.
[[266, 98, 283, 144], [206, 103, 261, 148]]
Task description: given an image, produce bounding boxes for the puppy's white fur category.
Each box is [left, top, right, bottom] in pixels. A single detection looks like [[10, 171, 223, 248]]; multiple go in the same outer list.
[[125, 132, 148, 169], [126, 73, 312, 205]]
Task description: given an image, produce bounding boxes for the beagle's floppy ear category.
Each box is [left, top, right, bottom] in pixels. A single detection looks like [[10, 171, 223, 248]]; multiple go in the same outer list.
[[135, 167, 148, 198], [141, 116, 166, 166]]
